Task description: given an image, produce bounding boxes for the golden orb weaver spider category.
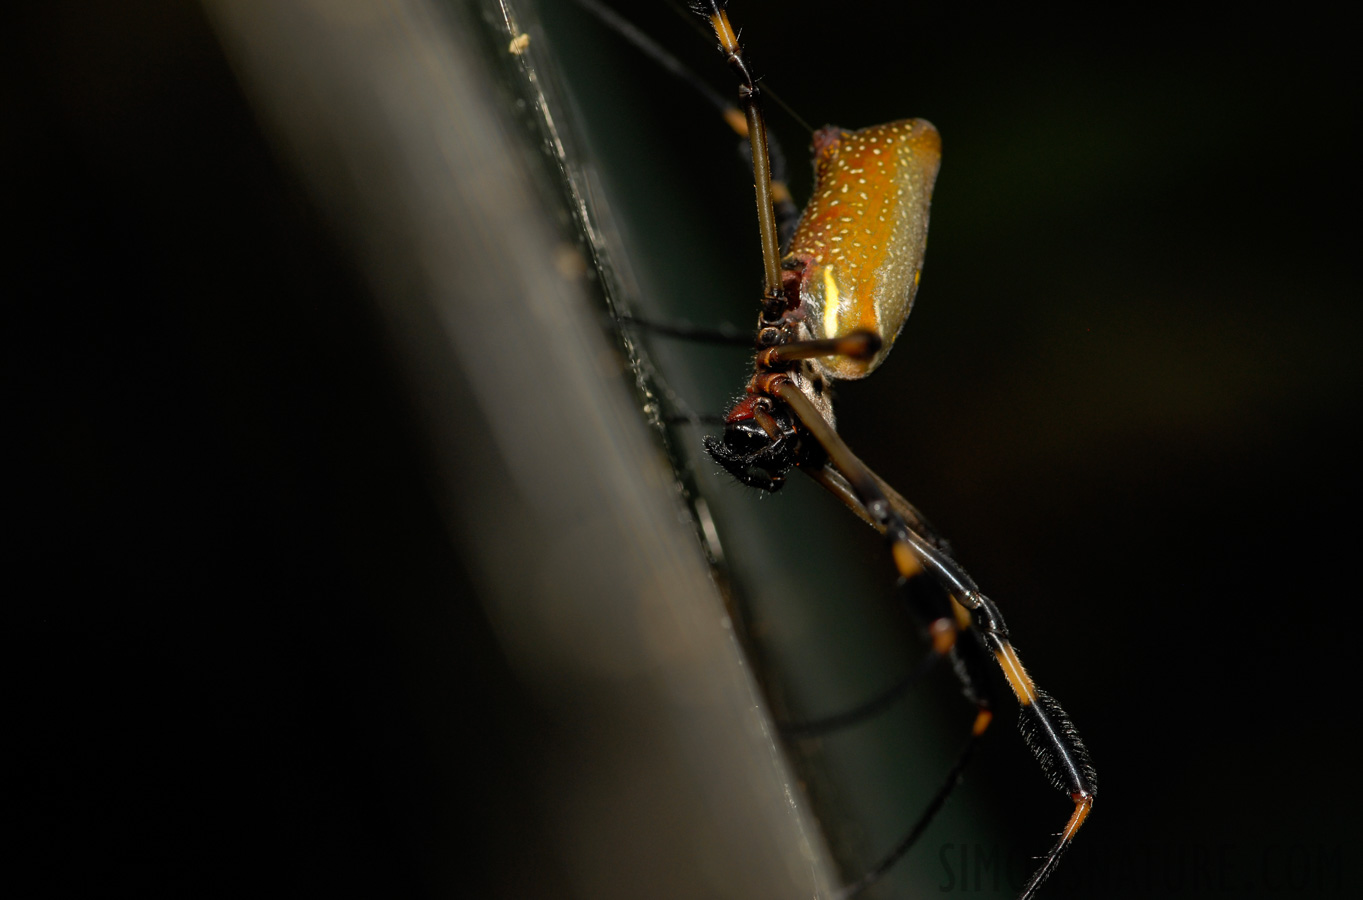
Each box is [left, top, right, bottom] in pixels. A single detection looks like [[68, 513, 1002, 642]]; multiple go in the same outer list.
[[686, 3, 1096, 895], [560, 1, 1098, 896]]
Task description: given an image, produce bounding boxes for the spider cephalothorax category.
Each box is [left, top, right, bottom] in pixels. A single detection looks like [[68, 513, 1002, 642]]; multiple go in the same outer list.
[[703, 395, 809, 491]]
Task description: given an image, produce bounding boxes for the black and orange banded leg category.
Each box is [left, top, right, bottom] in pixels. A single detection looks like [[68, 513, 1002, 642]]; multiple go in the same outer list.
[[774, 379, 1097, 900], [573, 0, 802, 239], [784, 457, 988, 740], [796, 547, 1000, 900], [777, 584, 970, 739], [691, 0, 784, 307], [806, 461, 1000, 894]]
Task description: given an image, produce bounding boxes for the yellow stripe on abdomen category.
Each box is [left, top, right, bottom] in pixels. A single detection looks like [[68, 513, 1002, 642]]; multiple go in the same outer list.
[[822, 265, 840, 338]]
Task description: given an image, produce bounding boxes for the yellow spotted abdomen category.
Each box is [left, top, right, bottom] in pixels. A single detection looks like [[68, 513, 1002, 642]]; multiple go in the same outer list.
[[785, 119, 941, 380]]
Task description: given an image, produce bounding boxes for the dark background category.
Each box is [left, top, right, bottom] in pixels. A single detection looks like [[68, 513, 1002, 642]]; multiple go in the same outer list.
[[10, 1, 545, 896], [10, 1, 1359, 898]]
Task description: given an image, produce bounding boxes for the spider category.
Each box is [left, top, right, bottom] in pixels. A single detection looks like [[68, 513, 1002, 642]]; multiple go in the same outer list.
[[569, 1, 1097, 895], [685, 3, 1098, 896]]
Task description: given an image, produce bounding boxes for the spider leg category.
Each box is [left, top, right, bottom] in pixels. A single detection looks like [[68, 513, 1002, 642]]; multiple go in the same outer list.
[[834, 723, 986, 900], [756, 331, 881, 366], [806, 462, 999, 894], [777, 464, 978, 737], [809, 462, 944, 552], [617, 313, 755, 347], [777, 592, 959, 739], [775, 380, 1096, 900], [573, 0, 802, 246]]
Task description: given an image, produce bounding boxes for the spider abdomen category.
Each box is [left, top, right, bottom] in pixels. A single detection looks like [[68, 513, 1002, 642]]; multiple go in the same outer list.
[[783, 119, 941, 380]]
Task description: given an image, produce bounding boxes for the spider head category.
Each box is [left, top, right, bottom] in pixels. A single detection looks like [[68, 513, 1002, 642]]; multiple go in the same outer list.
[[703, 397, 803, 492]]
